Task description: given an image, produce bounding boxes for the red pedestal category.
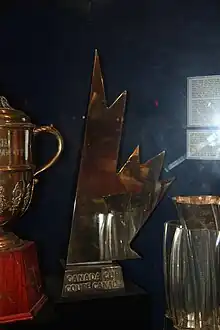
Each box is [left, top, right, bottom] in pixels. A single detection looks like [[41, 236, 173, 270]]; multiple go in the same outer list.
[[0, 241, 47, 324]]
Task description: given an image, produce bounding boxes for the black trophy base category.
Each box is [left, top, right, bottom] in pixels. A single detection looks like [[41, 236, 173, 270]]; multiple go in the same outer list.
[[2, 275, 150, 327], [61, 261, 125, 299]]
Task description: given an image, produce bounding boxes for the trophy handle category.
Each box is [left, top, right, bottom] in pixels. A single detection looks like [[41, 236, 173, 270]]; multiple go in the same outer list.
[[33, 124, 64, 177]]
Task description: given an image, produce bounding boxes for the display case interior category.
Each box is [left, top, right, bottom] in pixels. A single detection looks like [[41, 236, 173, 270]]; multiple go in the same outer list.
[[0, 1, 219, 329]]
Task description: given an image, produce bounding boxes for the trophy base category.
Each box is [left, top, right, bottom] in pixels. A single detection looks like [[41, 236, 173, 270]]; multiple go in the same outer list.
[[62, 262, 125, 298], [0, 241, 47, 324]]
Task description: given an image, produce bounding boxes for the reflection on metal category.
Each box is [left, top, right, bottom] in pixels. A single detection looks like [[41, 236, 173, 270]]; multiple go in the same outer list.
[[166, 154, 186, 171], [0, 97, 64, 250], [173, 195, 220, 230], [66, 50, 174, 265]]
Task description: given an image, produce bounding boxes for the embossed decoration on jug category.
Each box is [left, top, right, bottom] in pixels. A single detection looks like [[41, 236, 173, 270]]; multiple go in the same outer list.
[[0, 170, 34, 226], [0, 97, 63, 251]]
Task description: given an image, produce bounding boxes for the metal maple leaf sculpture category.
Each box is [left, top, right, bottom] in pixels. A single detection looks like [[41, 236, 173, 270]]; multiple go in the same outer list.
[[66, 50, 174, 265]]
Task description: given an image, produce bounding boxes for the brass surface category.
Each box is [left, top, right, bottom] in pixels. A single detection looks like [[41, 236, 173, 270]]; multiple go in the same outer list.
[[173, 195, 220, 205], [0, 228, 23, 250], [173, 195, 220, 229], [0, 96, 64, 250], [33, 125, 63, 176], [66, 50, 174, 269]]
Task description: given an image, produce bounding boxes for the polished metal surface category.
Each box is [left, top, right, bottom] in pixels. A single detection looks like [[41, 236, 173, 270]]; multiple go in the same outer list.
[[164, 220, 220, 330], [0, 228, 23, 250], [173, 195, 220, 229], [0, 96, 64, 250], [65, 50, 174, 282], [173, 195, 220, 205]]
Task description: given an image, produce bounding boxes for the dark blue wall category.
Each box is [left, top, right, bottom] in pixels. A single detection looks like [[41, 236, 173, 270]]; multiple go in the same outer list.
[[1, 1, 220, 328]]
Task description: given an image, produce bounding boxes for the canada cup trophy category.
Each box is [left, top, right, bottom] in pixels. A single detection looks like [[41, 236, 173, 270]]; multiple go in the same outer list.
[[0, 96, 63, 323], [62, 51, 174, 298]]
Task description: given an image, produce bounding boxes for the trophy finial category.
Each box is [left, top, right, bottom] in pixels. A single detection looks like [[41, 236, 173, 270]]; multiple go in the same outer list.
[[0, 96, 12, 109]]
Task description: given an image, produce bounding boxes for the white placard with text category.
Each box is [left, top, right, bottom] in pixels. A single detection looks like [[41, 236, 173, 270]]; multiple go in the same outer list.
[[187, 129, 220, 160], [187, 75, 220, 127]]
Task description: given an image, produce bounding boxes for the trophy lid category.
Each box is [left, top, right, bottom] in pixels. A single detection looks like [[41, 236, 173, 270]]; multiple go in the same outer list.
[[0, 96, 31, 125]]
